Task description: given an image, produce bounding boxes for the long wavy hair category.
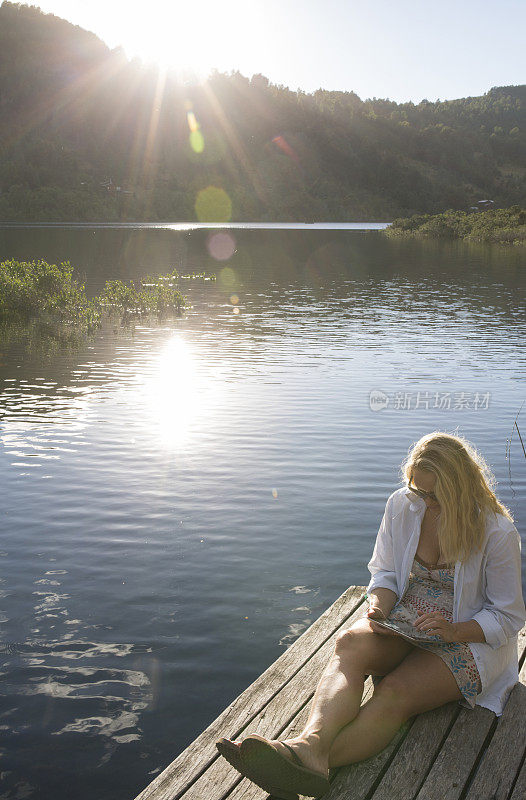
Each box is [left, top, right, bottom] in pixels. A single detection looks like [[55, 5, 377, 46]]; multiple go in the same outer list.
[[400, 431, 513, 565]]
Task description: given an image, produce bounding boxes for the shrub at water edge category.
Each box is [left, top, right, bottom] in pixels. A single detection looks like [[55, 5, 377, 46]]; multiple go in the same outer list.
[[0, 259, 187, 333], [385, 206, 526, 244]]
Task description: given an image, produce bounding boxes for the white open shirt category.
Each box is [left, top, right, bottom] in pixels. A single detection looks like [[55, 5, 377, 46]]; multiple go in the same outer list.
[[366, 486, 526, 716]]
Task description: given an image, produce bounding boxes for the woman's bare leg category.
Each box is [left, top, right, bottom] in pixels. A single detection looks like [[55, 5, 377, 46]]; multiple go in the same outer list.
[[325, 689, 409, 767], [234, 620, 414, 776], [326, 647, 463, 767]]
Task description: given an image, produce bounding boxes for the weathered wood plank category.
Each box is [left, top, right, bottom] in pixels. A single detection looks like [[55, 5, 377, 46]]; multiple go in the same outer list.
[[133, 585, 367, 800], [368, 702, 461, 800], [461, 657, 526, 800], [519, 626, 526, 668], [181, 590, 372, 800], [412, 705, 498, 800], [508, 752, 526, 800], [316, 717, 415, 800]]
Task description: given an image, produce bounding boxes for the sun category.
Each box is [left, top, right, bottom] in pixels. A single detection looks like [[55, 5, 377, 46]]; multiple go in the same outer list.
[[32, 1, 272, 84], [121, 8, 216, 76], [99, 1, 263, 78]]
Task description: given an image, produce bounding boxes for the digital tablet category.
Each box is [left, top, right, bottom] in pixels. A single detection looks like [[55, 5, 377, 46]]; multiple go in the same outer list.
[[372, 618, 443, 644]]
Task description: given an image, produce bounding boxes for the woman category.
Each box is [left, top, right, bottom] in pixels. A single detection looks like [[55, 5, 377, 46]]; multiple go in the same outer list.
[[216, 432, 525, 799]]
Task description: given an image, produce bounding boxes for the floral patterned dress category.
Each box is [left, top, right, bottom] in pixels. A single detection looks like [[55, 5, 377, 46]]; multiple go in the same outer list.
[[380, 555, 482, 707]]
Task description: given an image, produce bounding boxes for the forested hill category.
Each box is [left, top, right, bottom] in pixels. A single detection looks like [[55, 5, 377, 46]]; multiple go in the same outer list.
[[0, 2, 525, 222]]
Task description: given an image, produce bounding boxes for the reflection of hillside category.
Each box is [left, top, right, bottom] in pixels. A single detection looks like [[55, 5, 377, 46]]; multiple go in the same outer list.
[[0, 231, 523, 399], [1, 226, 524, 298], [0, 227, 198, 297], [0, 317, 96, 361]]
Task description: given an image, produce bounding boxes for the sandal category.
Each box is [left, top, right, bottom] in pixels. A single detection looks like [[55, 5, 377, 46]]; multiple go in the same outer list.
[[216, 738, 300, 800], [239, 734, 330, 797]]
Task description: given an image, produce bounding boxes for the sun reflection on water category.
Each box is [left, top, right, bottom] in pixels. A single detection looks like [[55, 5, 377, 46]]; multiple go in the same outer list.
[[145, 335, 214, 449]]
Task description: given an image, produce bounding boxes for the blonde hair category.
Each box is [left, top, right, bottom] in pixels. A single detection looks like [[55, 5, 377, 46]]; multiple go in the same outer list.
[[400, 431, 513, 565]]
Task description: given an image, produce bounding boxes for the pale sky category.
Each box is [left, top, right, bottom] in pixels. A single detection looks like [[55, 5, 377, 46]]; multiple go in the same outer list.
[[14, 0, 526, 103]]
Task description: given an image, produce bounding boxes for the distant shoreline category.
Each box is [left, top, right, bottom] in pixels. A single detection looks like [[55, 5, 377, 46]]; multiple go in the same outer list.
[[384, 206, 526, 245], [0, 221, 391, 230]]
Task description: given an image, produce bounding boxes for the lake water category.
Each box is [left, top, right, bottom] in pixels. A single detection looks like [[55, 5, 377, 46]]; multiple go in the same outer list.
[[0, 224, 525, 800]]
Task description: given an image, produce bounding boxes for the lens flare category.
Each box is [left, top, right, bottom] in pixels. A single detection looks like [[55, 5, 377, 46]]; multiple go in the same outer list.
[[190, 129, 205, 153], [187, 108, 205, 153], [187, 111, 199, 132], [219, 266, 236, 287], [207, 231, 236, 261], [272, 135, 301, 166], [195, 186, 232, 222]]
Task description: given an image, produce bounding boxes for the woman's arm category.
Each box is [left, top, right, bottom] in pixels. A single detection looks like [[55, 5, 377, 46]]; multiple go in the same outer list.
[[366, 492, 399, 600], [470, 526, 526, 650], [367, 587, 398, 619], [452, 619, 486, 643]]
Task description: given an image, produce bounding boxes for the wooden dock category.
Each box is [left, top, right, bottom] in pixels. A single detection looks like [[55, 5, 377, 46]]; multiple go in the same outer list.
[[134, 585, 526, 800]]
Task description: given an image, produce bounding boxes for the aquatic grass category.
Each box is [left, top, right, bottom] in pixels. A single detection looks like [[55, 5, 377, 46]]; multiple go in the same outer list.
[[178, 272, 217, 280], [99, 271, 186, 314]]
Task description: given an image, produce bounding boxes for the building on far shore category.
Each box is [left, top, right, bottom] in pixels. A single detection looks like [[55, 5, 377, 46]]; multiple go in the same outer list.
[[100, 178, 133, 195], [469, 199, 495, 213]]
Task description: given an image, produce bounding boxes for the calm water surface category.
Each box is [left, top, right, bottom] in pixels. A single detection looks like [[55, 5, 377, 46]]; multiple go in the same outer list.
[[0, 225, 525, 800]]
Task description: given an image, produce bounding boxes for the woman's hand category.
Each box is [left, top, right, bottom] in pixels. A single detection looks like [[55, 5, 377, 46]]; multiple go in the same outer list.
[[367, 606, 399, 636], [413, 610, 458, 642], [367, 605, 387, 621]]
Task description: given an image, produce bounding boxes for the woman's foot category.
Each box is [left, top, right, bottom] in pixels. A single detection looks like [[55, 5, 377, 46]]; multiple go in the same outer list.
[[233, 735, 329, 778]]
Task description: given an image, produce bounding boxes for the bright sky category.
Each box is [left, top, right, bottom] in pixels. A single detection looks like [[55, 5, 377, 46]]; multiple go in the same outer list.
[[17, 0, 526, 103]]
